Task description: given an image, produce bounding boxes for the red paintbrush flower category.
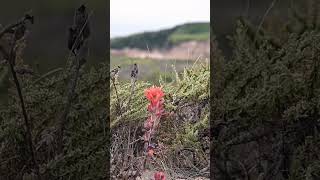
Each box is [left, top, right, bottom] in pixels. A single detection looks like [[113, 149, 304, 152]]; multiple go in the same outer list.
[[154, 171, 166, 180], [145, 86, 164, 106], [145, 86, 165, 117], [142, 86, 166, 177], [144, 117, 154, 130], [147, 148, 155, 157]]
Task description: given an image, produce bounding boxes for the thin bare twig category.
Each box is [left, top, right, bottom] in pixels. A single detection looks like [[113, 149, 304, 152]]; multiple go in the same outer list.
[[126, 63, 138, 111], [111, 76, 122, 115], [56, 7, 92, 154], [9, 56, 41, 178], [32, 67, 63, 84], [254, 0, 278, 44], [0, 14, 41, 179]]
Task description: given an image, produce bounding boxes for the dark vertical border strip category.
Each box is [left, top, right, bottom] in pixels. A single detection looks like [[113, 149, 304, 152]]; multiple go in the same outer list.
[[210, 1, 214, 179], [106, 0, 111, 178]]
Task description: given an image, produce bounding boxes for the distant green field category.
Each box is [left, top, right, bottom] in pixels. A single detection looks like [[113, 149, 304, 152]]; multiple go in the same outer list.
[[111, 56, 198, 84], [169, 22, 210, 43], [169, 32, 209, 43]]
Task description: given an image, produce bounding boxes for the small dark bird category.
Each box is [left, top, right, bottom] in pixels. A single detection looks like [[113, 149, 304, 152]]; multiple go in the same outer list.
[[131, 63, 138, 78]]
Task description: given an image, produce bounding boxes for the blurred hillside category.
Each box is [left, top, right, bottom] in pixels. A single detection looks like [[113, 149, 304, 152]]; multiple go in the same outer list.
[[110, 22, 210, 50], [110, 22, 210, 83], [0, 0, 107, 72]]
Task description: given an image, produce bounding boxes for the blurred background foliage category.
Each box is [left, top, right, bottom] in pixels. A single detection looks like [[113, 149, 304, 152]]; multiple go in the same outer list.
[[0, 0, 107, 73], [212, 0, 320, 179], [0, 0, 107, 107], [0, 1, 109, 179]]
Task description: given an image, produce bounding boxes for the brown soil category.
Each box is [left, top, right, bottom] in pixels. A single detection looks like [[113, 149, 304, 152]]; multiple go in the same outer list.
[[138, 170, 209, 180]]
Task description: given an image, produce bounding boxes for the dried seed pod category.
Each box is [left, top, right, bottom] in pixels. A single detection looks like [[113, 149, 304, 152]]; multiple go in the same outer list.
[[24, 14, 34, 24], [131, 63, 138, 78], [69, 4, 90, 55], [75, 4, 90, 39], [110, 66, 121, 78]]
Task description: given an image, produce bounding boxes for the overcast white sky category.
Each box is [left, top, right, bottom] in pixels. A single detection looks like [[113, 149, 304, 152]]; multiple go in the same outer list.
[[110, 0, 210, 38]]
